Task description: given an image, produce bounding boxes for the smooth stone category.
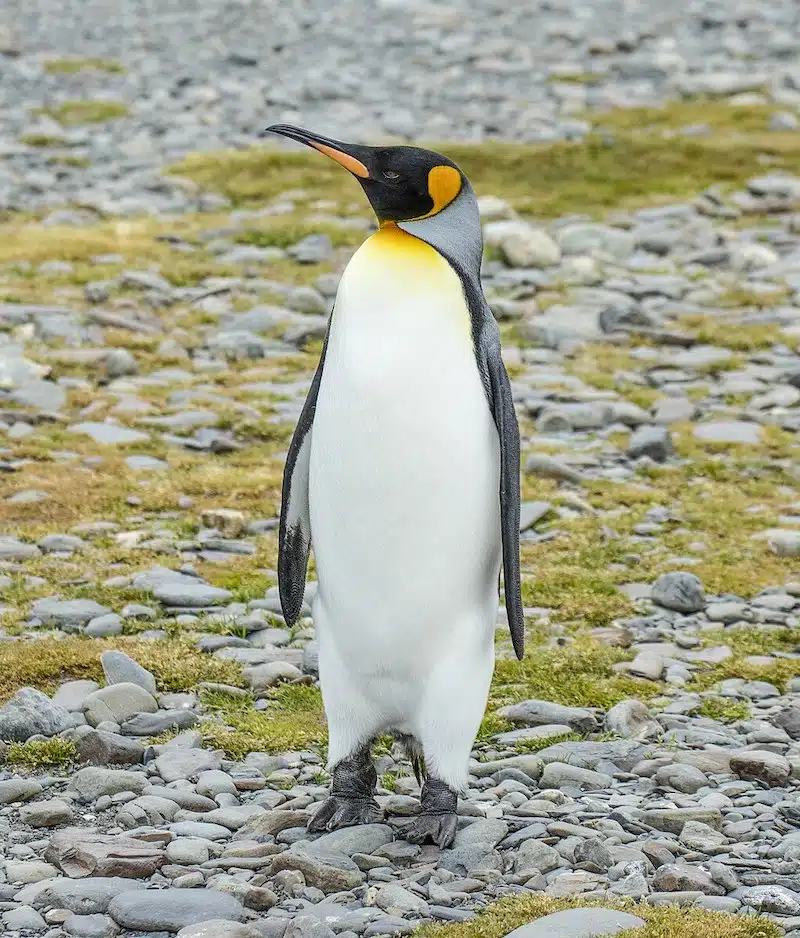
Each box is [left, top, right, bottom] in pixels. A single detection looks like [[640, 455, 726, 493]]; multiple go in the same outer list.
[[83, 684, 158, 727], [0, 687, 71, 741], [651, 572, 705, 613], [107, 890, 245, 931], [101, 651, 157, 695], [503, 907, 645, 938]]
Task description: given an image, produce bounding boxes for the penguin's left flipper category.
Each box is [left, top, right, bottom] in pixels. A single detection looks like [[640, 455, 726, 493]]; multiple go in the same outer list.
[[278, 328, 330, 627], [480, 326, 525, 661]]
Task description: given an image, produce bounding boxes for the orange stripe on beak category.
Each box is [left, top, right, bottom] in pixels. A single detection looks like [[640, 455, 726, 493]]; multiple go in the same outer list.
[[310, 142, 370, 178]]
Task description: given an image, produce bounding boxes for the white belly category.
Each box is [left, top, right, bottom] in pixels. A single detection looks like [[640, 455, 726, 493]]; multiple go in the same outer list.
[[309, 226, 501, 697]]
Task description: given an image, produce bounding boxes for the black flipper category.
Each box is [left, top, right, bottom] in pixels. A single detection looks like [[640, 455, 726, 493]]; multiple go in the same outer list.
[[277, 329, 330, 627], [478, 322, 525, 661]]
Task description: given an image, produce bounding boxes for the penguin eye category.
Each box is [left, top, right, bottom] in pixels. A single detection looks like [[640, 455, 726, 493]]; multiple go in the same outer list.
[[382, 169, 401, 180]]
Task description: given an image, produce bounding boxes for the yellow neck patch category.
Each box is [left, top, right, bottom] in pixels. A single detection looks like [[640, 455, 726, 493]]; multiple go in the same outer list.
[[411, 165, 462, 220]]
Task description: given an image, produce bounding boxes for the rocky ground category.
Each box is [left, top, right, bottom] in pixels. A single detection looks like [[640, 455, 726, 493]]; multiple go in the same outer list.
[[1, 4, 800, 938]]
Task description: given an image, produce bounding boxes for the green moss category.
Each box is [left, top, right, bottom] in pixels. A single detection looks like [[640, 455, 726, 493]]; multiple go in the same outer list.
[[696, 696, 751, 723], [235, 221, 365, 250], [207, 571, 273, 604], [0, 637, 245, 703], [689, 656, 800, 694], [34, 100, 130, 126], [588, 99, 776, 134], [20, 134, 67, 148], [490, 637, 660, 711], [512, 731, 583, 753], [4, 739, 77, 769], [381, 772, 399, 792], [46, 155, 92, 168], [200, 683, 326, 757], [522, 569, 633, 627], [415, 895, 779, 938], [700, 626, 800, 657], [44, 58, 125, 74]]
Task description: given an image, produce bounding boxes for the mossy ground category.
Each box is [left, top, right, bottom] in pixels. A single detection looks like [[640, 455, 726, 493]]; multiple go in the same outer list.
[[415, 895, 779, 938], [34, 100, 130, 126], [3, 738, 76, 769], [44, 58, 125, 75], [2, 99, 799, 757]]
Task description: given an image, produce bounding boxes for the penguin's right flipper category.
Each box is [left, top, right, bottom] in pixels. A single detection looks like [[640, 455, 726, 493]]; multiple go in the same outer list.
[[278, 328, 330, 626], [480, 325, 525, 661]]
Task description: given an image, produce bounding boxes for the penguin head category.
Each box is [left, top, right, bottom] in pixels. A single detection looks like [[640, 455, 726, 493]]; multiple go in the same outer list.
[[263, 124, 467, 226]]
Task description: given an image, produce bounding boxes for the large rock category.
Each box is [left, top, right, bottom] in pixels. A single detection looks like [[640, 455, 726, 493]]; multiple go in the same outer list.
[[0, 687, 71, 741], [45, 829, 165, 878], [83, 684, 158, 727], [503, 907, 645, 938], [484, 220, 561, 268], [272, 847, 365, 893], [69, 768, 147, 802], [100, 651, 157, 696], [730, 750, 791, 787], [26, 878, 146, 914], [305, 824, 393, 858], [604, 699, 660, 740], [31, 598, 111, 631], [74, 729, 146, 766], [154, 748, 222, 782], [652, 863, 724, 896], [540, 762, 613, 791], [534, 740, 646, 772], [496, 699, 597, 733], [642, 808, 722, 835], [234, 809, 311, 840], [0, 777, 43, 803], [19, 799, 74, 827], [108, 889, 244, 931], [153, 582, 232, 607], [651, 572, 705, 613]]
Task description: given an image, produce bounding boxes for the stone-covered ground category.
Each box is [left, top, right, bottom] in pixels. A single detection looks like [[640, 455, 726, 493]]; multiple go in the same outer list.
[[0, 3, 800, 938]]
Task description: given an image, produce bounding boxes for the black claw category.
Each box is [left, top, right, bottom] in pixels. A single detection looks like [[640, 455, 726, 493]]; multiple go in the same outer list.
[[307, 747, 381, 833], [402, 777, 459, 848]]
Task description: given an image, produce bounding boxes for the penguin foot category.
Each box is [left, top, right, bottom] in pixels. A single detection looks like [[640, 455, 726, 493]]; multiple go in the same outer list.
[[402, 777, 459, 849], [307, 794, 382, 832], [403, 811, 458, 848], [308, 747, 381, 833]]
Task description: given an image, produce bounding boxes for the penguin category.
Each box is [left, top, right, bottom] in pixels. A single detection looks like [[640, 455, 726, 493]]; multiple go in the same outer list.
[[264, 124, 524, 848]]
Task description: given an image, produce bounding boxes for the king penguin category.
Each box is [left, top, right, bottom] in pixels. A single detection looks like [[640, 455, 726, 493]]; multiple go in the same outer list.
[[264, 124, 524, 848]]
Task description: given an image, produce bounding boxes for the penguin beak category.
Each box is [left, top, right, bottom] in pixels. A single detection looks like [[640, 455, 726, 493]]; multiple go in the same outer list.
[[262, 124, 371, 180]]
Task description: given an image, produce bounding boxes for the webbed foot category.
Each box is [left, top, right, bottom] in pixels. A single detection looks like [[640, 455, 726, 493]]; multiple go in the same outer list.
[[307, 746, 381, 833], [402, 776, 458, 848]]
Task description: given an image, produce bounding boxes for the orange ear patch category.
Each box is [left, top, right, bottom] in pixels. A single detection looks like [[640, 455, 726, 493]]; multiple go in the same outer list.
[[412, 165, 462, 219]]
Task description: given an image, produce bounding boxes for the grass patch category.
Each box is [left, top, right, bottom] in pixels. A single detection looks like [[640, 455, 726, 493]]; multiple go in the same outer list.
[[169, 126, 800, 218], [200, 684, 326, 757], [689, 657, 800, 694], [44, 58, 125, 74], [235, 221, 365, 250], [34, 100, 130, 126], [512, 731, 583, 753], [415, 894, 779, 938], [696, 696, 751, 723], [4, 739, 76, 769], [678, 315, 785, 350], [0, 637, 245, 703], [490, 636, 660, 711], [588, 99, 777, 135], [20, 134, 67, 148]]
